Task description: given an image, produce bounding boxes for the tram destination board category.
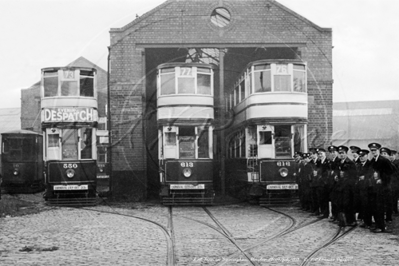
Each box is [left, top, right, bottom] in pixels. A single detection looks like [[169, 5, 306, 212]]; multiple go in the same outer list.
[[170, 184, 205, 190], [53, 185, 89, 190], [266, 184, 298, 190]]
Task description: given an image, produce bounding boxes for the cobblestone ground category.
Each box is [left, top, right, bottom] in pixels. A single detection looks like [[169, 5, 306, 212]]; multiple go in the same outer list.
[[1, 195, 399, 266], [0, 207, 167, 265]]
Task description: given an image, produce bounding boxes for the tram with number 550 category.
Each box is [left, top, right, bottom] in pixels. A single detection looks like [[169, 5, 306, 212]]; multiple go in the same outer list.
[[157, 62, 216, 205], [225, 59, 308, 206], [41, 66, 98, 205]]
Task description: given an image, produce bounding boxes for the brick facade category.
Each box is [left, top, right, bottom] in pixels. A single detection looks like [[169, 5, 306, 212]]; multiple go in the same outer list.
[[109, 0, 333, 199]]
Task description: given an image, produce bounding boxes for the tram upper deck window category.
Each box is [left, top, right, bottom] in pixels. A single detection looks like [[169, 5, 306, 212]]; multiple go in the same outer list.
[[254, 64, 271, 93], [240, 79, 245, 101], [43, 71, 58, 97], [178, 68, 195, 94], [274, 125, 292, 158], [160, 68, 175, 95], [80, 70, 94, 97], [293, 64, 306, 92], [274, 64, 291, 92], [197, 68, 211, 95], [61, 80, 78, 96]]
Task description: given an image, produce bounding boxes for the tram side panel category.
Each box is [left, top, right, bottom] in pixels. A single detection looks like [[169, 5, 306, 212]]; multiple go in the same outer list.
[[1, 132, 44, 193]]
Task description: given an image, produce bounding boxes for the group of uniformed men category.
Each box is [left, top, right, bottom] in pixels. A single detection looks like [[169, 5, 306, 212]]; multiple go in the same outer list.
[[294, 143, 399, 233]]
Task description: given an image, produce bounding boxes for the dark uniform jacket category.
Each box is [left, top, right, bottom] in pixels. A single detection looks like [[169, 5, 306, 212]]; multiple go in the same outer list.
[[316, 157, 330, 186], [356, 160, 373, 188], [309, 159, 319, 187], [338, 157, 357, 188], [370, 155, 394, 186]]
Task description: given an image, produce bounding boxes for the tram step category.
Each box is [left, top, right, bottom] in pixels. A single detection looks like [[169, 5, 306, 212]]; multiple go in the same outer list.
[[162, 197, 214, 206], [46, 197, 98, 207]]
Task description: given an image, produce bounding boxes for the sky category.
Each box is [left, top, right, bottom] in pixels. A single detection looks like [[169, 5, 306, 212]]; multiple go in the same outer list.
[[0, 0, 398, 108]]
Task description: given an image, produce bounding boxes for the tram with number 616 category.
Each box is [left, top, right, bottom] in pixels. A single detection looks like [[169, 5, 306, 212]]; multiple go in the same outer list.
[[157, 62, 216, 205], [225, 59, 308, 206], [41, 66, 98, 205]]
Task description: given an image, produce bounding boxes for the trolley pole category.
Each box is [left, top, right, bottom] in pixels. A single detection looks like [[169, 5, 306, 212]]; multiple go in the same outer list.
[[219, 48, 226, 197]]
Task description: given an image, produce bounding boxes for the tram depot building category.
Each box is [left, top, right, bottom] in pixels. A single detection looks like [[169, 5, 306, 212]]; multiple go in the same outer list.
[[21, 0, 332, 200]]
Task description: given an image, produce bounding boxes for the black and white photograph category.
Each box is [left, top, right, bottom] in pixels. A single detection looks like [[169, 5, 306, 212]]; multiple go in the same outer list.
[[1, 0, 399, 265]]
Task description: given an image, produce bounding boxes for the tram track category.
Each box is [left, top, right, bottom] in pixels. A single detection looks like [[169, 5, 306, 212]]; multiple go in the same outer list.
[[10, 194, 177, 266], [8, 193, 353, 266], [300, 225, 357, 266], [214, 206, 324, 266]]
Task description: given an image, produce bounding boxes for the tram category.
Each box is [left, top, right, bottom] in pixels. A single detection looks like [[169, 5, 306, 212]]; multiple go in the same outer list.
[[157, 62, 216, 205], [41, 66, 98, 205], [225, 59, 308, 206], [1, 130, 44, 193]]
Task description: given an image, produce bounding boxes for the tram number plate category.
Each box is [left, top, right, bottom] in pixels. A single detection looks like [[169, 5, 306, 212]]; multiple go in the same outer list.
[[54, 185, 88, 190], [170, 184, 205, 190], [267, 184, 298, 190]]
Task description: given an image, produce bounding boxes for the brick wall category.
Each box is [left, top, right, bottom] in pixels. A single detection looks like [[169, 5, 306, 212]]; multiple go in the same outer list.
[[109, 0, 333, 199]]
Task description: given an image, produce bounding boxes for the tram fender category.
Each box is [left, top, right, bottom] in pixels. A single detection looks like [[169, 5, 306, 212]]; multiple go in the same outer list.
[[160, 186, 169, 196], [249, 184, 264, 196]]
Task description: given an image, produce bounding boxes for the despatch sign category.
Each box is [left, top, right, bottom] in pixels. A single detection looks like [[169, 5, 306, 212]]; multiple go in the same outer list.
[[42, 108, 98, 123]]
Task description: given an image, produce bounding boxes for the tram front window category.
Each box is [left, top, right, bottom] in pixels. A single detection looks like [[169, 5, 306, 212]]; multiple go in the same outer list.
[[274, 125, 292, 158], [81, 128, 93, 159], [198, 128, 209, 158], [62, 129, 78, 160], [3, 138, 35, 161], [179, 127, 195, 158]]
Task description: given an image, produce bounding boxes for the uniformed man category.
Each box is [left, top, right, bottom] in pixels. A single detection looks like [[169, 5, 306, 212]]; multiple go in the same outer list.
[[350, 146, 361, 165], [369, 143, 394, 233], [350, 145, 362, 220], [337, 145, 357, 227], [316, 148, 330, 218], [293, 152, 304, 208], [356, 149, 373, 228], [380, 147, 394, 223], [301, 153, 312, 211], [390, 150, 399, 215], [327, 145, 340, 222], [309, 148, 320, 215]]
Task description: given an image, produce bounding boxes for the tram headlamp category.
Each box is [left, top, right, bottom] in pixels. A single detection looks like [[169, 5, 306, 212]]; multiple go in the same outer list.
[[66, 169, 75, 178], [13, 170, 19, 176], [182, 168, 192, 178], [279, 168, 289, 178]]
